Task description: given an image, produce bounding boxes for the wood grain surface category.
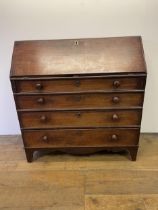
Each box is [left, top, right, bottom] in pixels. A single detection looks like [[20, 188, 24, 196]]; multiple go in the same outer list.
[[19, 109, 142, 128], [10, 36, 146, 76], [22, 128, 140, 148], [14, 76, 146, 93], [0, 134, 157, 209], [15, 92, 144, 110]]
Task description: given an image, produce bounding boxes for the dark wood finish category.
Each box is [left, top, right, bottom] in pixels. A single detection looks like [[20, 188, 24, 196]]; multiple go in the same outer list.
[[22, 146, 139, 162], [23, 128, 140, 148], [10, 36, 146, 76], [127, 146, 139, 161], [10, 36, 147, 162], [24, 148, 34, 162], [14, 76, 146, 93], [15, 92, 144, 110], [19, 110, 142, 128]]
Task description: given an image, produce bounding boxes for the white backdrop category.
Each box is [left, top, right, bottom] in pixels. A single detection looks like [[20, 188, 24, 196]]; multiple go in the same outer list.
[[0, 0, 157, 134]]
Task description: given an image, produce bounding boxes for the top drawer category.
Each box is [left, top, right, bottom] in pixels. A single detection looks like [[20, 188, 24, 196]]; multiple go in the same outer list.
[[12, 76, 146, 93]]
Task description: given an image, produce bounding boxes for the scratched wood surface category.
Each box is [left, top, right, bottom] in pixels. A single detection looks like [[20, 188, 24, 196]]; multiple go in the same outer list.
[[0, 134, 157, 210], [10, 37, 146, 76]]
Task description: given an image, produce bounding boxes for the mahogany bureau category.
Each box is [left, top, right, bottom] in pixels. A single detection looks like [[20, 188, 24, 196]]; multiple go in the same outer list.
[[10, 36, 147, 162]]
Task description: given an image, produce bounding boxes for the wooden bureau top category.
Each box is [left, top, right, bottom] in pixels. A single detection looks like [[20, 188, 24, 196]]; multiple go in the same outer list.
[[10, 36, 146, 77]]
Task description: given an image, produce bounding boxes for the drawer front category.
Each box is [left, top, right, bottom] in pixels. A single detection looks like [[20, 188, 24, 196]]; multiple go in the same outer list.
[[23, 128, 140, 148], [14, 76, 146, 93], [16, 92, 144, 110], [19, 110, 142, 128]]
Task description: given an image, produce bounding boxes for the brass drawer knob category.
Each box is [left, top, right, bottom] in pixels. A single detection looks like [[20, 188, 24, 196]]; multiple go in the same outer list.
[[75, 80, 80, 87], [113, 80, 120, 88], [37, 97, 45, 104], [42, 135, 48, 142], [36, 83, 43, 90], [112, 114, 119, 121], [40, 115, 47, 122], [112, 96, 120, 103], [111, 134, 118, 141]]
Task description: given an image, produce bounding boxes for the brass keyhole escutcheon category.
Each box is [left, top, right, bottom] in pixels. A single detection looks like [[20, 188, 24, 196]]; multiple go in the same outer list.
[[75, 79, 81, 87], [74, 40, 79, 46], [74, 95, 81, 102], [76, 111, 81, 118]]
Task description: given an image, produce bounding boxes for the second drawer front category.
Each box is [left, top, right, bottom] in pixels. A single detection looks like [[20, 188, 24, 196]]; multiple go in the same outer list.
[[19, 110, 142, 128], [16, 92, 144, 110], [23, 128, 140, 148]]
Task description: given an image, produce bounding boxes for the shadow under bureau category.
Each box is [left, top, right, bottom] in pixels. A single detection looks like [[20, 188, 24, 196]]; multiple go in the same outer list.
[[10, 36, 147, 162]]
